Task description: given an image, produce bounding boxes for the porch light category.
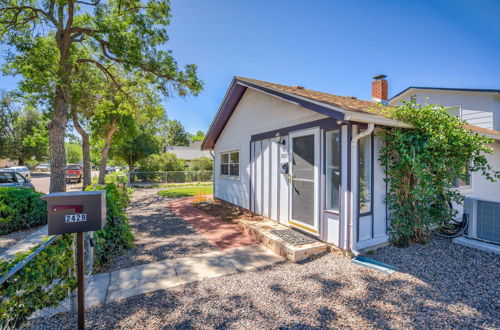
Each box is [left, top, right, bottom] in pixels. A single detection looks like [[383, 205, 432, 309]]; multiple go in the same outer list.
[[275, 132, 286, 146]]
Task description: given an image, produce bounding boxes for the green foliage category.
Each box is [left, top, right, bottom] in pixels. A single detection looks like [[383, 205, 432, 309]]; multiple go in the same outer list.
[[111, 121, 161, 170], [65, 142, 83, 164], [85, 183, 134, 267], [137, 153, 185, 172], [0, 94, 48, 165], [189, 157, 213, 171], [164, 119, 190, 146], [378, 102, 499, 246], [157, 186, 213, 198], [0, 234, 75, 328], [191, 130, 205, 142], [0, 188, 47, 235]]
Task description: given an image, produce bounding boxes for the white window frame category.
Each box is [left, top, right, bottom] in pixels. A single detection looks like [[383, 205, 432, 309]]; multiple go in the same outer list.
[[219, 149, 240, 179]]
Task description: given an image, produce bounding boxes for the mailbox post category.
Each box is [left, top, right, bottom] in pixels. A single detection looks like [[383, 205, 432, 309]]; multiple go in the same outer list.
[[41, 191, 106, 330]]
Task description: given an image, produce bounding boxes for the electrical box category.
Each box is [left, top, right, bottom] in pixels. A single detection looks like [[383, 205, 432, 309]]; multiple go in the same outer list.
[[41, 191, 106, 235]]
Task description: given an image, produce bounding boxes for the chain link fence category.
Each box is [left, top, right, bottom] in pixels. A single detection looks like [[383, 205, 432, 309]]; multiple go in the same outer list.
[[127, 171, 213, 186]]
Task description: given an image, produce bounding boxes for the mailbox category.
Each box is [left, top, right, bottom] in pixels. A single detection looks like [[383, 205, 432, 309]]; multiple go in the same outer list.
[[41, 190, 106, 235]]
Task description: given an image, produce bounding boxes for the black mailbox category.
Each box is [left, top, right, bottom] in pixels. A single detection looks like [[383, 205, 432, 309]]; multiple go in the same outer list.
[[41, 191, 106, 235]]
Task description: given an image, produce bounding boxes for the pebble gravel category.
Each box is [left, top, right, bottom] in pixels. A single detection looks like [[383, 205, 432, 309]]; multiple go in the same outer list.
[[100, 189, 217, 272], [27, 236, 499, 329]]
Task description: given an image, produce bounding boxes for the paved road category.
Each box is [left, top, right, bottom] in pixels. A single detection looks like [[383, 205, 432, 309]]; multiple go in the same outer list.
[[31, 171, 99, 193]]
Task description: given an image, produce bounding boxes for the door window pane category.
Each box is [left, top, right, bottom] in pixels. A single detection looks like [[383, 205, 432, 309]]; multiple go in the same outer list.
[[292, 134, 315, 226], [359, 135, 372, 214], [326, 130, 340, 211]]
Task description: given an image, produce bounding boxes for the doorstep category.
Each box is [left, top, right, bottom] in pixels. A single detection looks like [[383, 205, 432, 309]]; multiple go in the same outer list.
[[236, 218, 329, 262]]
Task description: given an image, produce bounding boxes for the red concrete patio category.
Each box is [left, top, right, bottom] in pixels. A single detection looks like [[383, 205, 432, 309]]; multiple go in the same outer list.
[[168, 196, 256, 250]]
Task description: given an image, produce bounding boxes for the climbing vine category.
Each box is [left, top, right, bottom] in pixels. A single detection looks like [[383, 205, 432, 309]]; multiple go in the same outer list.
[[378, 101, 500, 247]]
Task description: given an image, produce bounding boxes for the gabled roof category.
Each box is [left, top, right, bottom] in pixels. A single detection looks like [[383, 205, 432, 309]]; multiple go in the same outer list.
[[202, 77, 500, 149], [390, 86, 500, 102]]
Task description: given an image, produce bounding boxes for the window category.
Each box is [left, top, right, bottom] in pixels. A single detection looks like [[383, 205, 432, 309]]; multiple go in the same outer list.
[[220, 150, 239, 177], [326, 130, 341, 212], [0, 172, 16, 183], [452, 164, 471, 188], [14, 173, 26, 183], [359, 135, 373, 214]]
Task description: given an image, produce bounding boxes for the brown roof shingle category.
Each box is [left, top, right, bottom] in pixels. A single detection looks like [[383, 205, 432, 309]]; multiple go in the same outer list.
[[236, 76, 500, 138]]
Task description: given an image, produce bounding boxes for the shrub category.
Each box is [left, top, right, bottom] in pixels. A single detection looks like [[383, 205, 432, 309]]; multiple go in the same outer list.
[[85, 182, 134, 267], [0, 234, 75, 328], [379, 102, 499, 246], [137, 153, 185, 172], [188, 156, 213, 171], [0, 188, 47, 235]]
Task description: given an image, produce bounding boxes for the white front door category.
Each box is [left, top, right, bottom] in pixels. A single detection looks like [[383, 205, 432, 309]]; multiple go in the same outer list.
[[289, 128, 320, 235]]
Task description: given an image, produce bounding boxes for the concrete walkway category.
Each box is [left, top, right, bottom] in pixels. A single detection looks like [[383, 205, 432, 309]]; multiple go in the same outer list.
[[168, 197, 256, 250], [0, 225, 48, 260], [34, 244, 283, 319]]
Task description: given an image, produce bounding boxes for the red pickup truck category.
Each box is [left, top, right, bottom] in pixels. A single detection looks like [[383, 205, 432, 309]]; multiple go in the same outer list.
[[66, 164, 83, 183]]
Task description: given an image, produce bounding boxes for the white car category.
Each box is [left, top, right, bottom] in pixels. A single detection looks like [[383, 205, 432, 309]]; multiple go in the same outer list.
[[34, 163, 50, 172], [5, 166, 31, 179]]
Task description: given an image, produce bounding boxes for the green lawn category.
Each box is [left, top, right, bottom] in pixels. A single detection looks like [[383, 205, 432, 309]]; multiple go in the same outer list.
[[157, 186, 213, 198]]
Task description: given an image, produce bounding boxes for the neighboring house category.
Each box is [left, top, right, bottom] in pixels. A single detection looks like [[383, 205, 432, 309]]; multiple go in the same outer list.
[[166, 141, 212, 167], [201, 76, 500, 253]]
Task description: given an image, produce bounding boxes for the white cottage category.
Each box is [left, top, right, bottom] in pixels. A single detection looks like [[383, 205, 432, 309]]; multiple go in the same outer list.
[[201, 76, 500, 253]]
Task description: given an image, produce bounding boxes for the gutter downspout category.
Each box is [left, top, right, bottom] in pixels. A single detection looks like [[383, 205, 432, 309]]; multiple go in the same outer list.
[[349, 123, 374, 256]]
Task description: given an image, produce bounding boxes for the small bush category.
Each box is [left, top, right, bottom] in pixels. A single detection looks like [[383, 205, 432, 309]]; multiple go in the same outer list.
[[137, 153, 185, 173], [0, 234, 75, 328], [0, 188, 47, 235], [85, 183, 134, 267], [157, 186, 213, 198], [188, 156, 213, 171]]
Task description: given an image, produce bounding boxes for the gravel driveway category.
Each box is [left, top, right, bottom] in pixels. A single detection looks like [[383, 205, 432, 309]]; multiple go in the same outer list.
[[28, 236, 499, 329], [101, 189, 217, 272]]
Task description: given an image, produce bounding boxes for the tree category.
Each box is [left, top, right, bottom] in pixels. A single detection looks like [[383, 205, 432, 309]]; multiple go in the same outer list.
[[164, 119, 190, 147], [0, 1, 203, 192], [111, 122, 160, 171], [90, 71, 165, 184], [65, 142, 82, 164], [191, 130, 205, 142], [137, 153, 184, 172], [0, 93, 48, 165]]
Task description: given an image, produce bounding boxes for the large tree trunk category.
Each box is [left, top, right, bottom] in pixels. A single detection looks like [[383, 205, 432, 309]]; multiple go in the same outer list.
[[71, 110, 91, 189], [49, 26, 72, 193], [98, 120, 117, 184], [49, 86, 68, 192]]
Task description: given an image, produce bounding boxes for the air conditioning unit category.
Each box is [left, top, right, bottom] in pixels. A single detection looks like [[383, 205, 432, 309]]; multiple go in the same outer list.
[[463, 197, 500, 244]]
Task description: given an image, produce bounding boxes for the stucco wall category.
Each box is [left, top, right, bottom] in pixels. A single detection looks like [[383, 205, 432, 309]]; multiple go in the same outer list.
[[213, 88, 327, 209]]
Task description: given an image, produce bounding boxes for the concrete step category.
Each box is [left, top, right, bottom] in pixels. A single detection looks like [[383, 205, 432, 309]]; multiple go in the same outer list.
[[236, 219, 329, 262]]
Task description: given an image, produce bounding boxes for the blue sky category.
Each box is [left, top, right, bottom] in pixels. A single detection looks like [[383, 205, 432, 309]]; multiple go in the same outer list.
[[1, 0, 499, 133]]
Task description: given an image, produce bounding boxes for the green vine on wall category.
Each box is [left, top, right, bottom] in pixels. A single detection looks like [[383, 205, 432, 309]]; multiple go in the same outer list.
[[378, 101, 500, 247]]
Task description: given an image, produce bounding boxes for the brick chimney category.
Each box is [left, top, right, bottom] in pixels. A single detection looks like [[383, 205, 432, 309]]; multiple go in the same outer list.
[[372, 74, 388, 104]]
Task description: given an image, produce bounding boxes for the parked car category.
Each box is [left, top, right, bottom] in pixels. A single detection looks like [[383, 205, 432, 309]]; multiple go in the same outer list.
[[66, 164, 83, 183], [0, 171, 34, 189], [4, 166, 31, 179], [34, 163, 50, 172], [105, 166, 119, 174]]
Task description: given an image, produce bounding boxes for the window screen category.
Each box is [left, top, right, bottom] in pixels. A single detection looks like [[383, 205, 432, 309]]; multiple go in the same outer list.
[[359, 135, 372, 214], [326, 130, 340, 211]]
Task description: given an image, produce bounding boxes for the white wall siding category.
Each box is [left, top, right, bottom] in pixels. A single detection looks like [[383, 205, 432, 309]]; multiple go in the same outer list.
[[214, 88, 326, 210], [391, 91, 499, 131]]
